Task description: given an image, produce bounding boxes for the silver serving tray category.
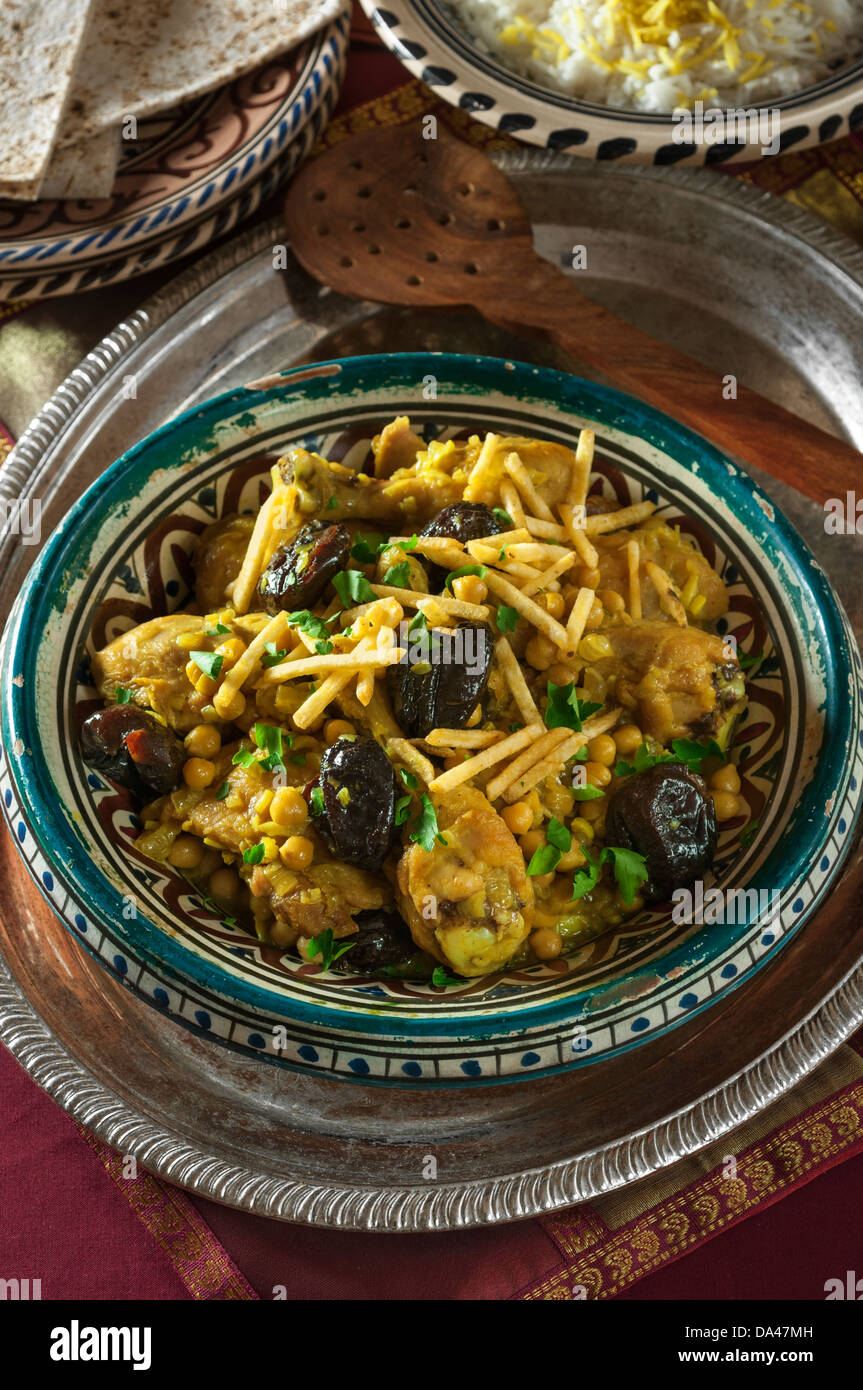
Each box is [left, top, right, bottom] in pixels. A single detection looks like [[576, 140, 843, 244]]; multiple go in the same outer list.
[[2, 152, 863, 1231]]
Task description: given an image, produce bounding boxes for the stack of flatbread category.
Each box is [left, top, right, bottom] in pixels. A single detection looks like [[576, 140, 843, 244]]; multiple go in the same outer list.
[[0, 0, 343, 202]]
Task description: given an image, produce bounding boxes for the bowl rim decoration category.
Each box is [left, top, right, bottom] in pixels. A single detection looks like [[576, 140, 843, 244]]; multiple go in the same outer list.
[[2, 352, 861, 1086], [359, 0, 863, 164]]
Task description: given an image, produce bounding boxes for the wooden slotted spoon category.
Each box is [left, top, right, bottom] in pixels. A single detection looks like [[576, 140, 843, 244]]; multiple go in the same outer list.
[[284, 123, 861, 506]]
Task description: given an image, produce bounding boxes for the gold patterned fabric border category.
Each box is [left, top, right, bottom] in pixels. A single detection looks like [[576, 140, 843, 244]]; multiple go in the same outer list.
[[517, 1047, 863, 1300], [76, 1123, 259, 1300]]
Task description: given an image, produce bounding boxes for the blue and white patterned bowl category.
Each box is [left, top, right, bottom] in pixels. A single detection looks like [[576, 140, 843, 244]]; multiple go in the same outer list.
[[2, 353, 861, 1084], [361, 2, 863, 165]]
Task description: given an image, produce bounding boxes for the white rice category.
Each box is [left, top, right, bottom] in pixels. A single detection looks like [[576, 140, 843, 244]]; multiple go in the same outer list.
[[456, 0, 863, 112]]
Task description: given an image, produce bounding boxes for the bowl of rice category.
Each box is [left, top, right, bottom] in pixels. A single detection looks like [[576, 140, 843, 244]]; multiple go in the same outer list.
[[362, 0, 863, 163]]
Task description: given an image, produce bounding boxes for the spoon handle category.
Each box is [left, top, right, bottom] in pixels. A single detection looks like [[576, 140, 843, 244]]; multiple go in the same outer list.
[[480, 265, 859, 509]]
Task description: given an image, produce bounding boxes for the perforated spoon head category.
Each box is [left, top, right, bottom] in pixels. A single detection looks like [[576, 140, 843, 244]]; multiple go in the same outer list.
[[284, 123, 539, 309]]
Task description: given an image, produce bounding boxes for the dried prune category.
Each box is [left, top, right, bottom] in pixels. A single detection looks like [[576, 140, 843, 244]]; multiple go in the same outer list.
[[81, 705, 185, 798], [333, 908, 413, 973], [256, 519, 349, 613], [605, 763, 717, 904], [315, 736, 395, 872], [421, 502, 506, 589], [387, 621, 493, 738]]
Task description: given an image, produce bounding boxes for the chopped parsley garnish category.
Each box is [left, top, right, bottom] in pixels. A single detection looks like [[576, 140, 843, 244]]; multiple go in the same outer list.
[[190, 650, 224, 680], [398, 767, 419, 789], [325, 494, 338, 510], [571, 782, 605, 801], [332, 569, 376, 607], [393, 533, 418, 552], [431, 966, 463, 988], [444, 563, 487, 592], [383, 561, 411, 588], [570, 844, 649, 906], [215, 781, 230, 800], [205, 623, 231, 636], [739, 819, 760, 849], [409, 794, 447, 851], [243, 843, 265, 865], [309, 786, 325, 817], [495, 604, 519, 634], [526, 818, 571, 876], [231, 748, 257, 769], [115, 685, 133, 705], [253, 723, 286, 773], [260, 641, 288, 669], [394, 794, 412, 826], [407, 610, 428, 634], [307, 928, 355, 971], [350, 532, 387, 564], [492, 507, 514, 527], [615, 737, 723, 779], [288, 610, 336, 654], [738, 648, 763, 670], [545, 680, 602, 732]]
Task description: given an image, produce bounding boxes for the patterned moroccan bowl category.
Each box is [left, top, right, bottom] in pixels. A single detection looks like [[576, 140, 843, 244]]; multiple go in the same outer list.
[[2, 353, 861, 1085], [360, 2, 863, 165]]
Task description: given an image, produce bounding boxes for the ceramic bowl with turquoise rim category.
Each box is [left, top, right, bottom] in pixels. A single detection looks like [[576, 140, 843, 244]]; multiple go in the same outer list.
[[2, 353, 861, 1085]]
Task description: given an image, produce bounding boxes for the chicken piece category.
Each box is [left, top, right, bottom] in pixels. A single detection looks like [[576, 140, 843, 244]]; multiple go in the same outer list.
[[372, 416, 425, 477], [464, 434, 578, 512], [194, 514, 255, 613], [278, 446, 464, 528], [142, 746, 388, 945], [585, 621, 744, 744], [91, 612, 271, 733], [596, 521, 728, 623], [396, 785, 534, 977]]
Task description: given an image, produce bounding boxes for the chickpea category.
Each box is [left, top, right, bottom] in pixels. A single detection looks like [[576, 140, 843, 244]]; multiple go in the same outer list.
[[575, 564, 601, 590], [585, 760, 612, 788], [519, 829, 545, 857], [324, 718, 356, 743], [581, 802, 606, 832], [525, 635, 556, 671], [543, 779, 575, 818], [198, 848, 222, 879], [710, 763, 741, 795], [452, 575, 488, 605], [502, 801, 533, 836], [168, 834, 204, 869], [184, 723, 222, 759], [270, 785, 308, 830], [280, 835, 314, 870], [578, 633, 613, 662], [531, 927, 563, 960], [587, 733, 617, 767], [217, 689, 247, 722], [183, 756, 216, 789], [597, 588, 625, 615], [216, 637, 246, 670], [712, 791, 740, 823], [570, 816, 595, 843], [613, 724, 643, 757], [557, 845, 586, 871], [547, 663, 575, 686], [583, 596, 605, 632], [539, 591, 566, 620], [210, 866, 241, 901]]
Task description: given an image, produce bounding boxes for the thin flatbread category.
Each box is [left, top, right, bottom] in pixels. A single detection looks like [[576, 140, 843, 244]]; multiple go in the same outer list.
[[0, 0, 94, 199], [54, 0, 344, 152], [38, 127, 120, 201]]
